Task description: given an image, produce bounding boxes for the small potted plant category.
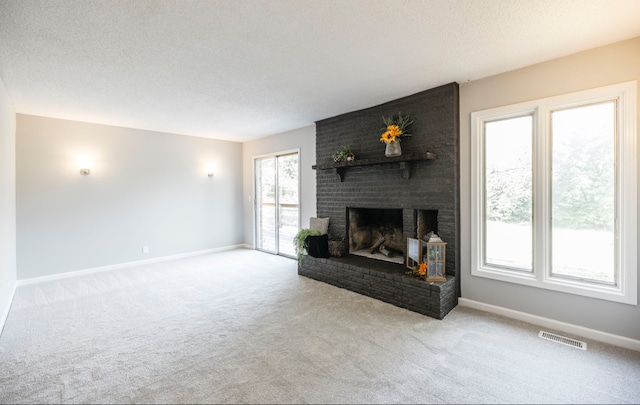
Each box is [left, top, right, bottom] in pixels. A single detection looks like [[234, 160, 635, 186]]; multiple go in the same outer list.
[[332, 145, 355, 163], [293, 228, 322, 261]]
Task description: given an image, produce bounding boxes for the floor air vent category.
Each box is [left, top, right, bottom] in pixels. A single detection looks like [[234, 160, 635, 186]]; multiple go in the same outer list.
[[539, 331, 587, 350]]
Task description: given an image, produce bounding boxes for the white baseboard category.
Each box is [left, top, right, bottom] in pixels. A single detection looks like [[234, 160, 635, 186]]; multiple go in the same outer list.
[[17, 244, 247, 287], [459, 298, 640, 352], [0, 281, 17, 337]]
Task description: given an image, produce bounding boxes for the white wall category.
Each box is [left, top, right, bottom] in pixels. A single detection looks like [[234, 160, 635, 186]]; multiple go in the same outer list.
[[460, 37, 640, 340], [0, 77, 17, 331], [16, 115, 244, 279], [242, 125, 316, 247]]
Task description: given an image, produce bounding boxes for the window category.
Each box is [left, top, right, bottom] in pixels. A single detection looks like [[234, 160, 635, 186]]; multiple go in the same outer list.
[[471, 81, 637, 305]]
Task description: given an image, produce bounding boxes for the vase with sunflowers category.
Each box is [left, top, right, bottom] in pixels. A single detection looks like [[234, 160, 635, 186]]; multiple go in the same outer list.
[[380, 112, 414, 157]]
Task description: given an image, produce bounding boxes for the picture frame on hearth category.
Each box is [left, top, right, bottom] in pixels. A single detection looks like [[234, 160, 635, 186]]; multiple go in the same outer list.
[[406, 238, 420, 269]]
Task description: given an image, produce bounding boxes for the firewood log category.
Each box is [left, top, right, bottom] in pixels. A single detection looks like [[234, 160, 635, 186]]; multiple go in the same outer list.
[[383, 237, 404, 253], [379, 245, 392, 257], [369, 236, 386, 254]]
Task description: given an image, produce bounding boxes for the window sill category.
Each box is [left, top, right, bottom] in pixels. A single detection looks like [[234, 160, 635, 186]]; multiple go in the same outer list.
[[472, 265, 637, 306]]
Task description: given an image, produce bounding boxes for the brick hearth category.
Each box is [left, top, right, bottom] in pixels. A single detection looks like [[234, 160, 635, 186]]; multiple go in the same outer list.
[[300, 255, 457, 319]]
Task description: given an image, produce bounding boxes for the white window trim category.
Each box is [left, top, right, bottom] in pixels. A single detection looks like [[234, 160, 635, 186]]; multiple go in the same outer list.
[[471, 81, 637, 305]]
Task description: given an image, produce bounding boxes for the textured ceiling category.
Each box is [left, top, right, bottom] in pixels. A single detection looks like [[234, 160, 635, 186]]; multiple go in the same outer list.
[[1, 0, 640, 142]]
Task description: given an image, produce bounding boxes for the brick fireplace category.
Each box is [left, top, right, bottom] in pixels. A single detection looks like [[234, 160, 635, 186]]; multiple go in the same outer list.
[[299, 82, 460, 319]]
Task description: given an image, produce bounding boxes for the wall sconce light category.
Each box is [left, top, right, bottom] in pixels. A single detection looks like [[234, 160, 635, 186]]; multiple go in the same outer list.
[[205, 163, 215, 178], [77, 156, 92, 176]]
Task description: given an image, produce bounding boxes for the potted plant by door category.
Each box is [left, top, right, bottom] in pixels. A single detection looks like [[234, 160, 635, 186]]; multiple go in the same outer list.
[[293, 228, 322, 262]]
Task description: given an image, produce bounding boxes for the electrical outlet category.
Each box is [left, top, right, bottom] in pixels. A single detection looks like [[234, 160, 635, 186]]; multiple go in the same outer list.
[[142, 245, 149, 254]]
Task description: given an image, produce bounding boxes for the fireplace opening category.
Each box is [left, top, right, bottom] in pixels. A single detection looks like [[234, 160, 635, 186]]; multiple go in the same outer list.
[[346, 208, 440, 265], [347, 207, 404, 264]]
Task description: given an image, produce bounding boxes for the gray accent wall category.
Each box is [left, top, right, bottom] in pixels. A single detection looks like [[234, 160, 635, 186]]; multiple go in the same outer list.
[[16, 115, 244, 279], [313, 84, 460, 288], [242, 125, 316, 247], [459, 37, 640, 340], [0, 77, 16, 330]]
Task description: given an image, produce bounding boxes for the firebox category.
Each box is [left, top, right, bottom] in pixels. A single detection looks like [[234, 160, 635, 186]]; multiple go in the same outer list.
[[347, 207, 404, 264], [346, 207, 439, 265]]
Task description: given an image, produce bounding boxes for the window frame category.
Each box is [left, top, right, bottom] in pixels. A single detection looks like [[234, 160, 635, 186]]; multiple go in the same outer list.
[[470, 81, 637, 305]]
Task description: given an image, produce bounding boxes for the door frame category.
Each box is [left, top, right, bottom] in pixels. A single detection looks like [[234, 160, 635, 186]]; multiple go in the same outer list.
[[252, 148, 301, 257]]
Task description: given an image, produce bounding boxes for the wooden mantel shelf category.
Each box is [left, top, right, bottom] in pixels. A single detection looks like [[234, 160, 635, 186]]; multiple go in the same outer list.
[[312, 151, 437, 182]]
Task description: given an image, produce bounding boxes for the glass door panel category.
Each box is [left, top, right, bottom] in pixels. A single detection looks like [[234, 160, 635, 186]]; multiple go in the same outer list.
[[254, 152, 299, 257], [255, 157, 276, 253], [277, 154, 299, 256]]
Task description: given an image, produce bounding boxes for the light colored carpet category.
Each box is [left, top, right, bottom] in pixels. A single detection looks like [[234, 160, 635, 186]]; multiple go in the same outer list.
[[1, 249, 639, 404]]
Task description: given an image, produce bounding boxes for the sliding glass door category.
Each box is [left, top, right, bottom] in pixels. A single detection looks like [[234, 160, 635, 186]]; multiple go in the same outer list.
[[254, 152, 299, 257]]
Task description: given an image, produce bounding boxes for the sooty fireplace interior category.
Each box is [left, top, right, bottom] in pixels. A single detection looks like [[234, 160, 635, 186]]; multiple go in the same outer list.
[[348, 208, 403, 264], [347, 208, 438, 265]]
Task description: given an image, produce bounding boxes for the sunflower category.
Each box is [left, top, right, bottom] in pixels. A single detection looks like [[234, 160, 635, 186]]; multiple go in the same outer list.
[[380, 113, 413, 144], [417, 262, 427, 276], [380, 131, 397, 143], [387, 125, 402, 137]]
